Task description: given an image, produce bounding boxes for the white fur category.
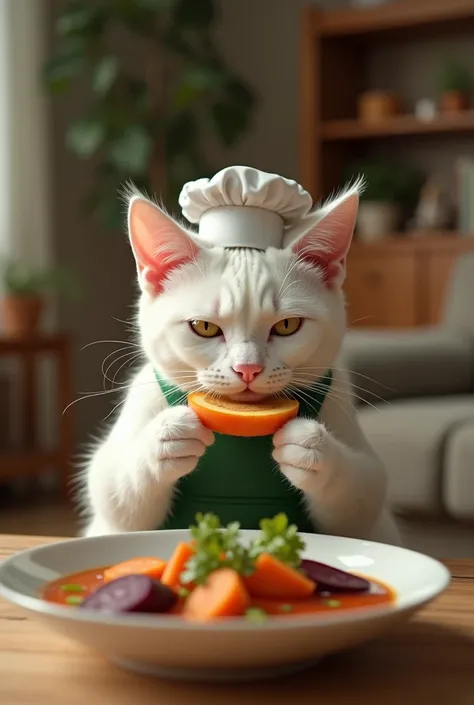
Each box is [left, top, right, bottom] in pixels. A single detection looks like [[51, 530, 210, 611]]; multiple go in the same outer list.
[[82, 185, 400, 545]]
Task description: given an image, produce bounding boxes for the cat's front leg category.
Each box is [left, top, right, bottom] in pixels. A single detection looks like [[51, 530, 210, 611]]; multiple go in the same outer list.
[[272, 417, 389, 540], [85, 406, 214, 536]]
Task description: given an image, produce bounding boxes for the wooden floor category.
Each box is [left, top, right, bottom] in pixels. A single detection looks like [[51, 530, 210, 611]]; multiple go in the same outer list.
[[0, 490, 78, 537]]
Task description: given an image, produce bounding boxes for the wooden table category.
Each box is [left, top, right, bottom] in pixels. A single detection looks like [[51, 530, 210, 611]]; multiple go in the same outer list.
[[1, 535, 474, 705], [0, 336, 73, 497]]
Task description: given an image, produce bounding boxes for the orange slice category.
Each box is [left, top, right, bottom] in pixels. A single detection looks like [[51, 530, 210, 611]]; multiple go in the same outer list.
[[187, 393, 299, 437]]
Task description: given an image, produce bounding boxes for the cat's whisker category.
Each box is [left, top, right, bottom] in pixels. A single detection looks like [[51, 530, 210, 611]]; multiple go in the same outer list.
[[62, 379, 170, 416], [296, 365, 393, 392], [111, 352, 142, 387], [291, 372, 389, 405], [292, 377, 381, 413], [102, 349, 142, 389], [287, 383, 355, 426], [81, 339, 140, 351]]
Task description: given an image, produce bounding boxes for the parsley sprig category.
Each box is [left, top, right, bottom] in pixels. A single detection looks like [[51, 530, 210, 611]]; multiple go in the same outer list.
[[180, 512, 306, 585], [180, 513, 254, 585], [249, 513, 305, 569]]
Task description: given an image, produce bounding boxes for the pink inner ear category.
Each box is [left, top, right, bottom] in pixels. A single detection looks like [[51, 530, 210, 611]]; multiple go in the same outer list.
[[140, 256, 191, 295], [293, 246, 345, 286], [291, 191, 359, 288], [129, 198, 198, 295]]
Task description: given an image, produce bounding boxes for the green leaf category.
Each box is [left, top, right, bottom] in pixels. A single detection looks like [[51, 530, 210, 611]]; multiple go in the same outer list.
[[110, 126, 154, 175], [135, 0, 177, 8], [173, 66, 226, 109], [92, 56, 119, 94], [211, 101, 249, 146], [181, 513, 254, 585], [56, 4, 107, 39], [172, 0, 215, 28], [166, 111, 197, 157], [226, 78, 255, 110], [67, 118, 105, 158], [245, 608, 268, 624], [249, 514, 305, 569], [43, 50, 85, 94]]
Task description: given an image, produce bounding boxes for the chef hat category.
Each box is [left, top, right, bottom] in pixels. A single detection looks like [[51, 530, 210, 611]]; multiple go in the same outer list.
[[178, 166, 313, 250]]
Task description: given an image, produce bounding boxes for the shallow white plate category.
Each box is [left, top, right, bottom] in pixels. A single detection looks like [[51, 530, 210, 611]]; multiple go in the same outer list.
[[0, 530, 450, 682]]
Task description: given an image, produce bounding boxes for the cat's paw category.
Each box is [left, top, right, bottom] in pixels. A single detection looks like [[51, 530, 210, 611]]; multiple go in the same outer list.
[[146, 406, 214, 483], [272, 418, 330, 491]]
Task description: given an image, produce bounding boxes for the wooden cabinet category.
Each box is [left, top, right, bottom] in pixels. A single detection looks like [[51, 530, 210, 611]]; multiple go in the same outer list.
[[345, 236, 474, 328]]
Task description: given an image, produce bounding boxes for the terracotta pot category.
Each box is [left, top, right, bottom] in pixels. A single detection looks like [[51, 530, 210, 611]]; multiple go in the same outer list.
[[357, 91, 402, 123], [439, 91, 470, 113], [357, 202, 400, 243], [0, 295, 44, 338]]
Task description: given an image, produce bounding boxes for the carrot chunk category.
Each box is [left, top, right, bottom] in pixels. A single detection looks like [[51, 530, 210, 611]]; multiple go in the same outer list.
[[103, 557, 166, 584], [160, 542, 195, 588], [183, 568, 250, 620], [244, 553, 315, 599]]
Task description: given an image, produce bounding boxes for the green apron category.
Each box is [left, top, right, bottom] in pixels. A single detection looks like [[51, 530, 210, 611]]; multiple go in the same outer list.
[[156, 372, 332, 532]]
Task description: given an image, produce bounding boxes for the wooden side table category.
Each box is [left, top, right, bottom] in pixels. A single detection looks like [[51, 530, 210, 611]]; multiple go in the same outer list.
[[0, 335, 73, 498]]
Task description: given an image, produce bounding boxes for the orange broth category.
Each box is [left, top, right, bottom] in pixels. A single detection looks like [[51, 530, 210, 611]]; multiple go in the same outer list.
[[42, 566, 395, 616]]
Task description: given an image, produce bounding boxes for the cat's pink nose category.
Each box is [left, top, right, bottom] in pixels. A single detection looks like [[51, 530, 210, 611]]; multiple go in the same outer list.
[[233, 363, 263, 384]]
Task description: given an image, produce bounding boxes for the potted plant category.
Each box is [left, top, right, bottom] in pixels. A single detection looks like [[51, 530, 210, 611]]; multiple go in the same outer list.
[[347, 162, 422, 242], [0, 260, 80, 338], [43, 0, 255, 228], [438, 61, 472, 113]]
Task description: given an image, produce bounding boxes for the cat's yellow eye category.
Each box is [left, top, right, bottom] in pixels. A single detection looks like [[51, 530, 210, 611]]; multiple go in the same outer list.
[[189, 320, 222, 338], [271, 317, 302, 337]]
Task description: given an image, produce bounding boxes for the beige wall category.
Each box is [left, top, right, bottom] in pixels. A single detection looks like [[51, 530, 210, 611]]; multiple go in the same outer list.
[[213, 0, 347, 180]]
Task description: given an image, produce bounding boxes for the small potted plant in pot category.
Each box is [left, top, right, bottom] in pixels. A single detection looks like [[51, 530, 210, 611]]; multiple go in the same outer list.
[[347, 162, 422, 242], [0, 259, 79, 338], [438, 60, 472, 113]]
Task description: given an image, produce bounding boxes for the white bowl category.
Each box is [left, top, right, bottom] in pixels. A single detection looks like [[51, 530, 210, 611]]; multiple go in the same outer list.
[[0, 530, 450, 682]]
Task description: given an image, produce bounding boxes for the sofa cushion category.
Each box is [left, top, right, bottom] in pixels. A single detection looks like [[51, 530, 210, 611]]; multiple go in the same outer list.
[[341, 328, 474, 403], [358, 397, 474, 517], [444, 420, 474, 521]]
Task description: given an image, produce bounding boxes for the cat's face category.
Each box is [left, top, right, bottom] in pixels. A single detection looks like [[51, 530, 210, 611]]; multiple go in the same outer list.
[[138, 246, 345, 401], [129, 184, 360, 401]]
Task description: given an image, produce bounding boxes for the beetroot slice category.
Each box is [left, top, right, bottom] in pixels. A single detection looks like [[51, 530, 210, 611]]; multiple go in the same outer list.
[[80, 575, 177, 614], [301, 559, 370, 593]]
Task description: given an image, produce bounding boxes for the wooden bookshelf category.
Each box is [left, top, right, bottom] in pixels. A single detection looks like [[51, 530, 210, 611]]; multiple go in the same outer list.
[[315, 0, 474, 38], [299, 1, 474, 327], [322, 112, 474, 142]]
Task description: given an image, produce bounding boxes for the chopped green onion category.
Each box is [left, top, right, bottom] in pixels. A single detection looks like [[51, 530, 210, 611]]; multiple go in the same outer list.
[[60, 584, 85, 593], [279, 603, 293, 613], [177, 587, 191, 599], [65, 595, 84, 606], [324, 599, 341, 608], [245, 607, 268, 624]]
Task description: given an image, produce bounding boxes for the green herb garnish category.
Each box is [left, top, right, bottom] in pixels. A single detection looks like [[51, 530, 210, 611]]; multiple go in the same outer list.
[[249, 513, 305, 569], [180, 513, 254, 585], [180, 512, 307, 586], [324, 599, 341, 608], [65, 595, 84, 606], [245, 607, 268, 624], [279, 603, 293, 613], [177, 587, 191, 599], [60, 584, 85, 593]]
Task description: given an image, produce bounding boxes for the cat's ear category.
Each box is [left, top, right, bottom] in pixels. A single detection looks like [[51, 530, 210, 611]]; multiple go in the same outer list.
[[288, 182, 362, 289], [128, 196, 199, 295]]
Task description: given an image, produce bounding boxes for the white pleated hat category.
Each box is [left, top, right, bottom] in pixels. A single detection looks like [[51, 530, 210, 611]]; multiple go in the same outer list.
[[178, 166, 313, 250]]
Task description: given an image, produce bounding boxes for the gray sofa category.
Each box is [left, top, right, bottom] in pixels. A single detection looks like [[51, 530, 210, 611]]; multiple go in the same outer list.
[[342, 253, 474, 558]]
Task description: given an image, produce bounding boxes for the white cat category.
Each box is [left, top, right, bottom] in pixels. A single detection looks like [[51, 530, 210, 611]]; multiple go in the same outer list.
[[82, 177, 400, 545]]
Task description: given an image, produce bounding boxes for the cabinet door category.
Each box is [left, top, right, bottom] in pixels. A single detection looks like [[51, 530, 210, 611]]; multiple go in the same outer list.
[[345, 254, 417, 328], [424, 252, 458, 325]]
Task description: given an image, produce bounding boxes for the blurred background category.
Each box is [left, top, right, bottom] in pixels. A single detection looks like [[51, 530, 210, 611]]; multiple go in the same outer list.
[[0, 0, 473, 557]]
